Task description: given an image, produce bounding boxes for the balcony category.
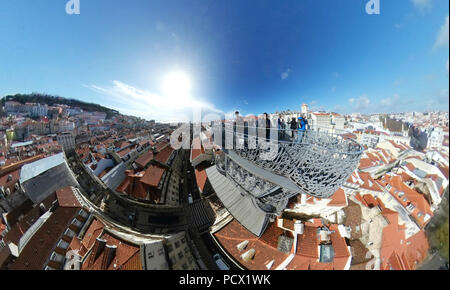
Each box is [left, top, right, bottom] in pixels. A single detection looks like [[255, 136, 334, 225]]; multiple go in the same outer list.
[[204, 121, 363, 236]]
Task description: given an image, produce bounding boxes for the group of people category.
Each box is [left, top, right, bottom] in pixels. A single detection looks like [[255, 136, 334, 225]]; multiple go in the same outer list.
[[278, 114, 308, 143], [233, 111, 308, 144]]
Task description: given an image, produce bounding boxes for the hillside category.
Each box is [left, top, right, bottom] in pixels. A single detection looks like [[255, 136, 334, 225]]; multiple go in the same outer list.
[[1, 93, 119, 119]]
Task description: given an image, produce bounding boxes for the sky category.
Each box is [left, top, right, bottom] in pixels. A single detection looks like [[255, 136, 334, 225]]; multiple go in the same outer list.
[[0, 0, 448, 122]]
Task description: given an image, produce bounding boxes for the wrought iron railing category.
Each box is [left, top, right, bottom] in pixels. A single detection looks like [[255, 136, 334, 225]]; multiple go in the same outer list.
[[211, 122, 363, 198]]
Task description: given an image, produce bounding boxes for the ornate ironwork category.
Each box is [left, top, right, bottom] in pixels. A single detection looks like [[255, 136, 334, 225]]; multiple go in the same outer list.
[[212, 122, 363, 200]]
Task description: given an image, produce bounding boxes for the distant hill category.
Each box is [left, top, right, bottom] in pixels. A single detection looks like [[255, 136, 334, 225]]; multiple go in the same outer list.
[[1, 93, 119, 119]]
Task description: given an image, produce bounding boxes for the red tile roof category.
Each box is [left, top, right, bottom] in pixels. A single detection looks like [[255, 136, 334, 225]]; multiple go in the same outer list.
[[385, 175, 433, 227], [214, 219, 289, 270], [56, 187, 81, 208], [380, 210, 408, 270], [405, 230, 429, 268], [195, 168, 208, 193], [327, 188, 347, 206], [3, 193, 57, 245], [135, 151, 153, 168], [81, 232, 141, 270], [77, 218, 105, 257], [140, 164, 166, 187], [117, 146, 132, 158], [296, 225, 319, 258], [190, 138, 206, 161], [10, 207, 80, 270], [155, 140, 169, 152], [0, 168, 20, 194], [359, 158, 376, 170], [116, 170, 148, 200], [358, 172, 382, 192], [154, 146, 174, 164], [379, 209, 428, 270]]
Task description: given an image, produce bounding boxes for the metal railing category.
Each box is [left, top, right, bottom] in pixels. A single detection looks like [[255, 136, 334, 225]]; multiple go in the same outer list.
[[211, 122, 363, 198]]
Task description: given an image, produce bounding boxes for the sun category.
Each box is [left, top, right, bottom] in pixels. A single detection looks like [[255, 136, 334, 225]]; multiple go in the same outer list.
[[162, 71, 191, 99]]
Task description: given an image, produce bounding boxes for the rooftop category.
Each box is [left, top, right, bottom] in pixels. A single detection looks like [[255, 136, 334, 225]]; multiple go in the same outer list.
[[19, 152, 66, 184]]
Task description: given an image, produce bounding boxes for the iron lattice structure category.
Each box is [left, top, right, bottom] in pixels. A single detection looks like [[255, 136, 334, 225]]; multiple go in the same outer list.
[[211, 122, 363, 213]]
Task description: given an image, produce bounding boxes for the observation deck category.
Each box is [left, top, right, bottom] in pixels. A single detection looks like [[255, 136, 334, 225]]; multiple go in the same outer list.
[[205, 120, 364, 236]]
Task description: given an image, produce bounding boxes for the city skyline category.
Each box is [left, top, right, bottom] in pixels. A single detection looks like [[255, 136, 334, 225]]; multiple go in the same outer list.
[[0, 0, 448, 122], [0, 0, 448, 273]]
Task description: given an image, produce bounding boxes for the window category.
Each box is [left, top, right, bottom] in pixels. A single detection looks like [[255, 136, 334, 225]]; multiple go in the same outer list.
[[182, 263, 188, 270], [148, 251, 154, 259], [175, 241, 180, 248], [158, 248, 165, 256]]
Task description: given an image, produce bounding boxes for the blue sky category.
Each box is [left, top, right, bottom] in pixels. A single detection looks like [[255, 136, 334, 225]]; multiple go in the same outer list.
[[0, 0, 448, 121]]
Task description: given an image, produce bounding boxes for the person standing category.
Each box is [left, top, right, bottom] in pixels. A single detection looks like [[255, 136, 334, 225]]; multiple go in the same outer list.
[[277, 115, 282, 141], [281, 118, 286, 140], [290, 117, 298, 141], [297, 114, 307, 143], [263, 112, 270, 141]]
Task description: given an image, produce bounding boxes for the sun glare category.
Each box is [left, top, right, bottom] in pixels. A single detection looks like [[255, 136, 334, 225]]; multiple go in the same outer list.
[[162, 71, 191, 100]]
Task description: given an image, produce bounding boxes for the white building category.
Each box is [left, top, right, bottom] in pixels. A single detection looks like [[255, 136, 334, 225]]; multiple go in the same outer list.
[[311, 113, 331, 131], [31, 104, 48, 117], [57, 132, 76, 152], [361, 132, 380, 149], [331, 113, 345, 130], [301, 104, 309, 115], [427, 127, 444, 149], [59, 121, 75, 133]]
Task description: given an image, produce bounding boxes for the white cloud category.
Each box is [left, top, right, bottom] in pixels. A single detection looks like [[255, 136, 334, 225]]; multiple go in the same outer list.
[[411, 0, 432, 12], [281, 68, 291, 80], [85, 80, 222, 122], [424, 89, 449, 112], [380, 94, 400, 107], [434, 15, 449, 48], [348, 95, 370, 112]]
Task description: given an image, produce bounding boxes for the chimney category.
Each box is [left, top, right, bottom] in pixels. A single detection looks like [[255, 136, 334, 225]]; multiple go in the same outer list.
[[101, 244, 117, 270], [39, 203, 47, 215], [319, 229, 331, 244], [294, 221, 304, 235], [241, 249, 256, 262], [236, 240, 249, 251]]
